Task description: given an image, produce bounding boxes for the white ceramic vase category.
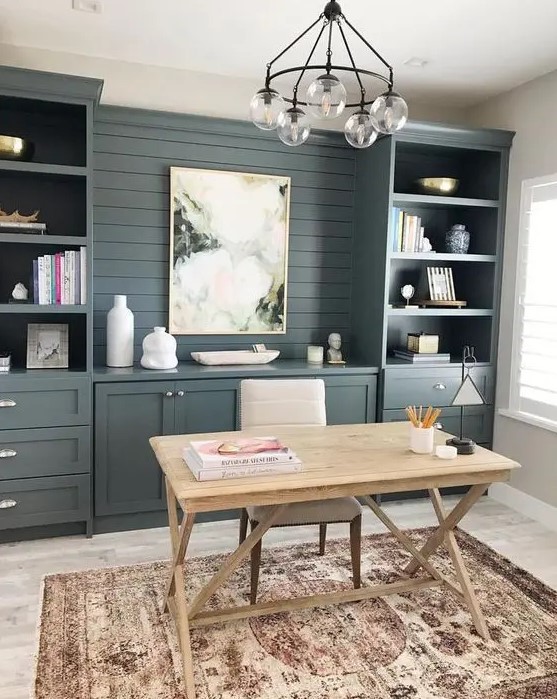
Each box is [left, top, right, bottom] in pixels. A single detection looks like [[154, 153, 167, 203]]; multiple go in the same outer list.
[[106, 295, 134, 367], [140, 327, 178, 370]]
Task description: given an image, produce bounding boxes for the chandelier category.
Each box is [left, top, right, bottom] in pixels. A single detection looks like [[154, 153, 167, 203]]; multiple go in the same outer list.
[[249, 1, 408, 149]]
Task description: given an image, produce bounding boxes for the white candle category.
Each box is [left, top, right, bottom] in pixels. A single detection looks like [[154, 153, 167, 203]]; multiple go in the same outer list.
[[307, 345, 324, 364]]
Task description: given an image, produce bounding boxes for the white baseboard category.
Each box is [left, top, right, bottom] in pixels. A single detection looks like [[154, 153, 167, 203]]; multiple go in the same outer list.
[[489, 483, 557, 532]]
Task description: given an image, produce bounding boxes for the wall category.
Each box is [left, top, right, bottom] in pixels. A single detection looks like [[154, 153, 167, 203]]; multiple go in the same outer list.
[[93, 106, 356, 363], [466, 69, 557, 509], [0, 43, 466, 125]]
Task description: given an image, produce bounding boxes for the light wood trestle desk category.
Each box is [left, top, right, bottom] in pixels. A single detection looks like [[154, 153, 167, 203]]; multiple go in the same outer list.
[[150, 422, 519, 698]]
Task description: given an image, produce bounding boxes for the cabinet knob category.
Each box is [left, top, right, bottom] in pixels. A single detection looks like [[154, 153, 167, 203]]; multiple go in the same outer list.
[[0, 398, 16, 408], [434, 422, 443, 430], [164, 391, 174, 398], [0, 449, 17, 459], [433, 383, 446, 390], [0, 499, 17, 509], [176, 390, 184, 398]]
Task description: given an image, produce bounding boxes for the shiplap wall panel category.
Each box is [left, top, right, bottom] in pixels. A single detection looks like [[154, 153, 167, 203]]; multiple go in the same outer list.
[[93, 106, 355, 363]]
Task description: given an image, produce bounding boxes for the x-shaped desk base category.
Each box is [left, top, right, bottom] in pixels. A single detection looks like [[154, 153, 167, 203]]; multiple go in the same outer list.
[[163, 479, 490, 698]]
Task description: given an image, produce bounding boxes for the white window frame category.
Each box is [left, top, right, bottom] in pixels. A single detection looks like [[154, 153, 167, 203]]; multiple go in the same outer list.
[[503, 172, 557, 433]]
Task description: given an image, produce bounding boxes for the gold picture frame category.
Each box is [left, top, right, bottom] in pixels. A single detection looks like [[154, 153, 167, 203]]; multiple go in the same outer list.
[[169, 167, 290, 335]]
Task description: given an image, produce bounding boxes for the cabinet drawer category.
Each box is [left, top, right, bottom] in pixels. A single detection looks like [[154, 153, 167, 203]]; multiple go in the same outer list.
[[0, 378, 90, 429], [382, 406, 493, 444], [382, 367, 494, 409], [0, 426, 90, 481], [0, 474, 90, 530]]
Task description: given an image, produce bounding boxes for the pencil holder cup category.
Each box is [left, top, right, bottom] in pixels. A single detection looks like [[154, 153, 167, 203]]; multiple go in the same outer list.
[[409, 425, 435, 454]]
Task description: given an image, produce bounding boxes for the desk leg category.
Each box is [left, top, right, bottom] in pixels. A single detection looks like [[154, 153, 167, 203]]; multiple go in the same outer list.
[[429, 488, 490, 640], [164, 477, 197, 699]]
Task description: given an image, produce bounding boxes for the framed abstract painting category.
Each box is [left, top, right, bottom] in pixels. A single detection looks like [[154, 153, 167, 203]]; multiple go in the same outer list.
[[169, 167, 290, 334]]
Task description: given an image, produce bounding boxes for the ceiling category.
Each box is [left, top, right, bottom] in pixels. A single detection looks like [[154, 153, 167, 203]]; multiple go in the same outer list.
[[1, 0, 557, 108]]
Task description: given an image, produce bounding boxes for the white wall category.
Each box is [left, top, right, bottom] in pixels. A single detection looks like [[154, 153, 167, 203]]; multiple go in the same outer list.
[[466, 69, 557, 508], [0, 43, 465, 126]]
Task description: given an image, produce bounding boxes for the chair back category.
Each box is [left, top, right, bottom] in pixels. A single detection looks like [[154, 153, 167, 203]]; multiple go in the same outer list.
[[239, 378, 326, 429]]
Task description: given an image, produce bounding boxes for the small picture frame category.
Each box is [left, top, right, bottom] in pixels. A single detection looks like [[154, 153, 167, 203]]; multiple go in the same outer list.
[[26, 324, 69, 369]]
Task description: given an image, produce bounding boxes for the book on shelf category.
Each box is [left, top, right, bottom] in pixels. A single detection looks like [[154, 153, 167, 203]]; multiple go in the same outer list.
[[183, 449, 302, 481], [32, 247, 86, 305], [0, 221, 46, 232], [186, 436, 299, 469], [391, 208, 425, 253], [393, 349, 451, 363]]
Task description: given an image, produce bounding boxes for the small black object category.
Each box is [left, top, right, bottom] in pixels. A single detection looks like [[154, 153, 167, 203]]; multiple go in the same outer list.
[[445, 436, 476, 455]]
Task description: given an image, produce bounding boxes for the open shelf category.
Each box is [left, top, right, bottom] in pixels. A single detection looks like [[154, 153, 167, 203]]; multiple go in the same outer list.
[[0, 161, 87, 178], [385, 356, 492, 368], [390, 252, 496, 262], [0, 304, 87, 314], [0, 234, 87, 246], [393, 193, 499, 208], [387, 308, 494, 317]]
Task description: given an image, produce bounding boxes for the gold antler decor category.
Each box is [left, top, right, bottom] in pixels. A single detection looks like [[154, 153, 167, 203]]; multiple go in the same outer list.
[[0, 207, 40, 223]]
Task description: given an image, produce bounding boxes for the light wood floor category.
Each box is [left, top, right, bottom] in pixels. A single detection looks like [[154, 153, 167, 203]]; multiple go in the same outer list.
[[2, 496, 556, 699]]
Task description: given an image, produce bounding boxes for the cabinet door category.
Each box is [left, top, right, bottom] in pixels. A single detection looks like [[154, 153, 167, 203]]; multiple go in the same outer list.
[[323, 375, 377, 425], [95, 382, 175, 516], [174, 379, 239, 435]]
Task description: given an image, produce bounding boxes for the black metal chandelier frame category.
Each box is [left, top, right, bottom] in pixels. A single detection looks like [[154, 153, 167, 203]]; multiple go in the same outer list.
[[262, 0, 394, 110]]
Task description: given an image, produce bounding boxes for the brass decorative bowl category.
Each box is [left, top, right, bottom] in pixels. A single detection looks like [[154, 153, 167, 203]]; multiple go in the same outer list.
[[0, 135, 34, 161], [415, 177, 459, 196]]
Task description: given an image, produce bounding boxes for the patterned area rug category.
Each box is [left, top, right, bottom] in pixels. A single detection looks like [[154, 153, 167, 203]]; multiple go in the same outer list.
[[34, 528, 557, 698]]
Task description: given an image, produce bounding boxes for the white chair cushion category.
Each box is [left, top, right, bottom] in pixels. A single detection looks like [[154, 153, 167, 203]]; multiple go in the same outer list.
[[239, 378, 326, 429], [247, 496, 362, 525]]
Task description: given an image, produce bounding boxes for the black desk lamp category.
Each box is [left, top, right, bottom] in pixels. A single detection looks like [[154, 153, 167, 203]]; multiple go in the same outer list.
[[446, 346, 485, 455]]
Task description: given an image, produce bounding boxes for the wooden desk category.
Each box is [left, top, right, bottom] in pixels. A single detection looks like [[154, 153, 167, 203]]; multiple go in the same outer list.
[[150, 422, 519, 698]]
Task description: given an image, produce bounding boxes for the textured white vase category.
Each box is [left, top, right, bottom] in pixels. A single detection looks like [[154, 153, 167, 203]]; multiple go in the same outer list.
[[106, 295, 134, 367], [140, 327, 178, 370]]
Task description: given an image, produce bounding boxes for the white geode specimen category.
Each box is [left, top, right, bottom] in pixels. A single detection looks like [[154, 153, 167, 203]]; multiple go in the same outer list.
[[11, 283, 28, 300]]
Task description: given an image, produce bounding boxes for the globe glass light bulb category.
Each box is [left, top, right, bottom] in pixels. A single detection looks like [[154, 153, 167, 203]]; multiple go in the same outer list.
[[344, 110, 377, 149], [369, 91, 408, 134], [306, 73, 347, 120], [277, 106, 311, 146], [249, 88, 286, 131]]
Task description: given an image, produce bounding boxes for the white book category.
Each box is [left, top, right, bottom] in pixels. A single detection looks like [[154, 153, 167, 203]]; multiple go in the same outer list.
[[44, 255, 52, 304], [60, 255, 65, 304], [186, 437, 299, 470], [184, 452, 302, 481], [63, 252, 72, 304], [80, 247, 87, 304], [37, 257, 45, 305]]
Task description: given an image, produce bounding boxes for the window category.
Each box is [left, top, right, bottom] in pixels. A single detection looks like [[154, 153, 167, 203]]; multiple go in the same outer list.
[[509, 174, 557, 428]]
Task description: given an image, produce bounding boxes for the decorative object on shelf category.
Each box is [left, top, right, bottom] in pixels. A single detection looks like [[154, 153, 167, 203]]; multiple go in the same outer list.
[[0, 352, 11, 373], [10, 282, 29, 303], [170, 167, 290, 335], [26, 323, 69, 369], [407, 332, 439, 354], [32, 247, 86, 305], [406, 405, 441, 454], [190, 350, 280, 366], [0, 207, 46, 232], [415, 177, 459, 196], [0, 135, 34, 161], [307, 345, 324, 364], [401, 284, 415, 307], [419, 237, 433, 253], [106, 295, 134, 368], [252, 343, 267, 352], [140, 327, 178, 370], [393, 349, 451, 363], [392, 209, 425, 253], [249, 1, 408, 149], [327, 332, 345, 364], [445, 345, 486, 455], [421, 266, 467, 308], [445, 223, 471, 254]]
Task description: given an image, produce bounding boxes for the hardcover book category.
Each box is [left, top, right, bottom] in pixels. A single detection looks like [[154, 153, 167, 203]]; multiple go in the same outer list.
[[183, 449, 302, 480], [186, 436, 299, 469]]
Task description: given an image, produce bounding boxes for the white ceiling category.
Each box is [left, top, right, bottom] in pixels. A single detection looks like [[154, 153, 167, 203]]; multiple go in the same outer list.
[[1, 0, 557, 108]]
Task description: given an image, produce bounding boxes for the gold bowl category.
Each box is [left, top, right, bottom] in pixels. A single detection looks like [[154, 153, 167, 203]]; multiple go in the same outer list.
[[0, 135, 34, 161], [415, 177, 459, 196]]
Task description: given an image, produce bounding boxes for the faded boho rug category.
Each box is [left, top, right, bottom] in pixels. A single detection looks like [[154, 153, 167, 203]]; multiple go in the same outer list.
[[35, 528, 557, 699]]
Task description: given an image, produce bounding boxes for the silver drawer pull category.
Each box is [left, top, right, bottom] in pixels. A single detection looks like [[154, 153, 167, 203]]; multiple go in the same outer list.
[[0, 449, 17, 458], [0, 398, 16, 408], [0, 499, 17, 509], [176, 390, 184, 398], [433, 383, 446, 390], [434, 422, 443, 430], [164, 391, 173, 398]]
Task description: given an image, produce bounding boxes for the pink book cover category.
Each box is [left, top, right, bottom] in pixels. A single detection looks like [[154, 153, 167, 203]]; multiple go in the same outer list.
[[186, 437, 298, 469], [54, 253, 62, 304]]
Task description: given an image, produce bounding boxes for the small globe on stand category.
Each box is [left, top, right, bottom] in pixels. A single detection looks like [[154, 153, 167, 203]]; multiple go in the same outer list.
[[400, 284, 415, 307]]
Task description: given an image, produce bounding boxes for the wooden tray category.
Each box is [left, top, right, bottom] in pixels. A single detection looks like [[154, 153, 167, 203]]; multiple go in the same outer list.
[[419, 300, 467, 308]]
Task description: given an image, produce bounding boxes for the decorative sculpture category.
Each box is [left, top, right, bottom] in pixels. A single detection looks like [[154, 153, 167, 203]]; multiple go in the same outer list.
[[327, 332, 345, 364], [0, 206, 40, 223], [11, 282, 29, 302]]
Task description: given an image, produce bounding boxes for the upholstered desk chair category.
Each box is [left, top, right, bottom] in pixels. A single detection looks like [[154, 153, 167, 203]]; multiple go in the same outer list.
[[238, 378, 362, 604]]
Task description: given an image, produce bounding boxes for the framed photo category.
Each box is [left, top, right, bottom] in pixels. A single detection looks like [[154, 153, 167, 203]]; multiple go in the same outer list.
[[26, 324, 69, 369], [169, 167, 290, 335]]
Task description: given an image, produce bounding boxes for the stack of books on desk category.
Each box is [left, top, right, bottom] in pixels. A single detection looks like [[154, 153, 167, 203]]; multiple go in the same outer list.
[[183, 437, 302, 481]]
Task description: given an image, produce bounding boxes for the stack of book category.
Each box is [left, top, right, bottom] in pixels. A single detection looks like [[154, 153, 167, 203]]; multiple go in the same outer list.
[[391, 208, 425, 253], [32, 248, 87, 305], [0, 220, 46, 234], [183, 436, 302, 481], [393, 349, 451, 363]]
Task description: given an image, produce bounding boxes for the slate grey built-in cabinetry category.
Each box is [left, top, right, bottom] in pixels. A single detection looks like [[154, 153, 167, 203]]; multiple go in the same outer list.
[[93, 366, 377, 526], [0, 376, 91, 533]]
